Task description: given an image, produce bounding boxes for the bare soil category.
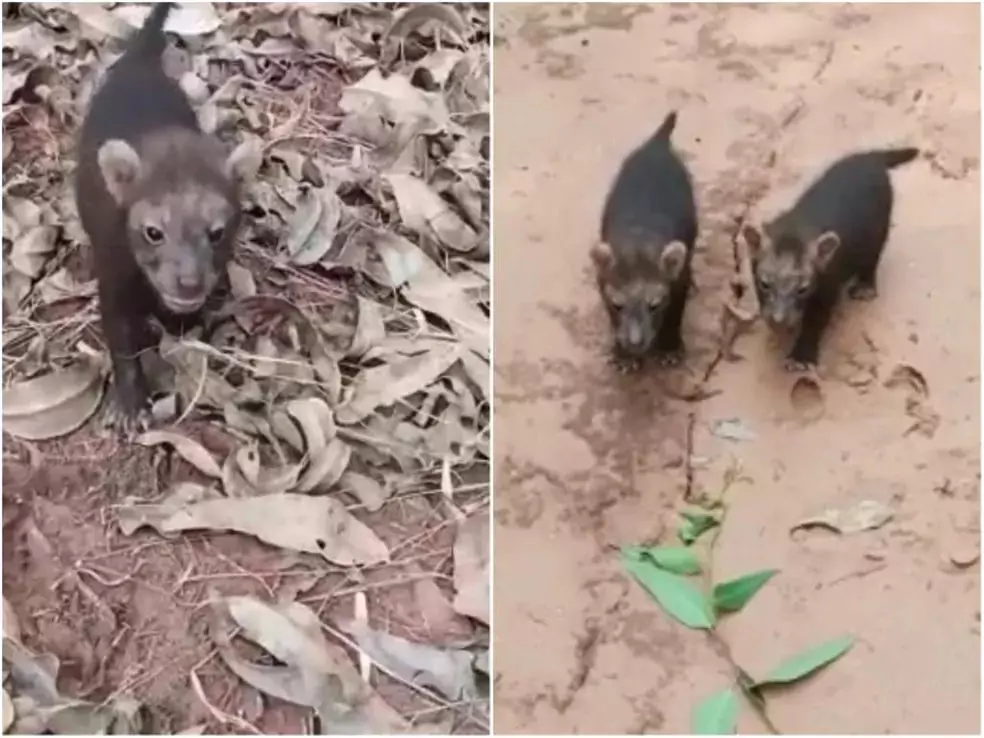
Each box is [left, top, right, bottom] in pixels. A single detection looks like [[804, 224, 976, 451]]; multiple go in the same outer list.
[[492, 3, 980, 734], [3, 424, 476, 732]]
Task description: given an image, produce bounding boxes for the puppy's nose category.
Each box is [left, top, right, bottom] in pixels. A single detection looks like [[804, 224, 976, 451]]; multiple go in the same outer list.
[[176, 273, 203, 299]]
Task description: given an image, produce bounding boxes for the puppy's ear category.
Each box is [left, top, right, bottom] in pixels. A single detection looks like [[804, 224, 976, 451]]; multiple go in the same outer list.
[[741, 224, 765, 259], [659, 240, 687, 280], [590, 241, 614, 273], [98, 140, 142, 205], [808, 231, 841, 269], [224, 138, 263, 185]]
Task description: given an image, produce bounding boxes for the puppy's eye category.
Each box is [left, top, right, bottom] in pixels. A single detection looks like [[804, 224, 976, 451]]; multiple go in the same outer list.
[[757, 276, 771, 290], [144, 226, 164, 244], [207, 226, 225, 244], [797, 284, 812, 297], [608, 293, 626, 308]]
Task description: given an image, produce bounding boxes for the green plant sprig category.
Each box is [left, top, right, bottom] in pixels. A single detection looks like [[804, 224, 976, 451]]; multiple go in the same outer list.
[[620, 461, 854, 735]]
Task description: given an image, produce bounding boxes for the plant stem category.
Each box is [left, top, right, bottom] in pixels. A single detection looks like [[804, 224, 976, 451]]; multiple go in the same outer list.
[[703, 461, 782, 735]]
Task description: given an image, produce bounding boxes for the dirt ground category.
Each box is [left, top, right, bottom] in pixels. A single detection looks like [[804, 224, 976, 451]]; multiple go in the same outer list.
[[492, 3, 980, 734]]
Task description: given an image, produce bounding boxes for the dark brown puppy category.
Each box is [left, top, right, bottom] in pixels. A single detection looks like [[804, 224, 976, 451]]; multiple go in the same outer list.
[[76, 2, 252, 433], [743, 147, 919, 371], [592, 111, 698, 371]]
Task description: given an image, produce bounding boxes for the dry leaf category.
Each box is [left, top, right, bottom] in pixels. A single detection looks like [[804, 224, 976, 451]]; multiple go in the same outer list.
[[452, 507, 489, 624], [3, 360, 105, 441], [385, 173, 478, 253], [135, 430, 223, 478], [117, 492, 389, 565], [336, 343, 463, 425], [114, 2, 222, 37], [211, 595, 410, 733], [10, 225, 58, 278], [3, 596, 21, 643], [2, 689, 11, 733], [340, 471, 389, 511], [347, 296, 386, 358], [297, 437, 352, 493], [227, 262, 257, 298], [374, 232, 488, 357], [286, 186, 342, 266], [339, 618, 478, 700]]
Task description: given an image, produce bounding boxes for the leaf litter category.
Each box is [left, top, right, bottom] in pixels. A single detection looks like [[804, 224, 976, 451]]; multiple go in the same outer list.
[[2, 2, 489, 733]]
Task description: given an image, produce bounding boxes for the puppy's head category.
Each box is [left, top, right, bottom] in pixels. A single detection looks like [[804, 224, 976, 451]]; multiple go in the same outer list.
[[97, 128, 255, 314], [591, 237, 687, 358], [743, 223, 840, 330]]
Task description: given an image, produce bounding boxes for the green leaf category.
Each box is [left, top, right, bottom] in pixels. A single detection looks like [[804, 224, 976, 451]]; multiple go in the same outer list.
[[754, 635, 855, 688], [621, 552, 715, 630], [712, 569, 779, 613], [623, 545, 702, 575], [692, 688, 739, 734], [677, 510, 719, 544]]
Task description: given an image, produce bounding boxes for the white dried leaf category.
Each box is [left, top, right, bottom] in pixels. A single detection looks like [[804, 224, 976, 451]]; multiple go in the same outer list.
[[3, 360, 105, 441], [340, 472, 389, 512], [212, 595, 411, 732], [297, 437, 351, 493], [338, 618, 478, 700], [385, 173, 478, 253], [336, 343, 463, 426], [37, 268, 97, 305], [286, 187, 342, 266], [114, 2, 222, 37], [3, 596, 21, 643], [118, 492, 389, 565], [452, 507, 489, 624], [10, 225, 58, 278], [227, 262, 257, 298], [136, 430, 223, 478], [339, 68, 449, 132], [347, 296, 386, 358], [374, 232, 489, 357]]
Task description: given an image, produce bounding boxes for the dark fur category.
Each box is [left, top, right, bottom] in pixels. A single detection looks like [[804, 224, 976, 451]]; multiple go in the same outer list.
[[76, 2, 244, 428], [592, 111, 698, 367], [744, 147, 919, 369]]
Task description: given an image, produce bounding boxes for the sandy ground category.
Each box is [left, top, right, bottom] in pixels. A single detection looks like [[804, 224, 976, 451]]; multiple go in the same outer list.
[[492, 3, 980, 734]]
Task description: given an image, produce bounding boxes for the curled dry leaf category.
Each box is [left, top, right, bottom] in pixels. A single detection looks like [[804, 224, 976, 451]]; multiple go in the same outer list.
[[791, 499, 895, 536], [227, 262, 257, 298], [452, 507, 490, 624], [297, 437, 352, 493], [340, 67, 449, 132], [339, 617, 478, 700], [340, 471, 389, 511], [336, 343, 463, 425], [211, 594, 410, 733], [10, 225, 58, 278], [135, 430, 222, 478], [117, 492, 389, 565], [2, 689, 11, 733], [3, 360, 106, 441], [114, 2, 222, 37], [286, 396, 336, 447], [385, 173, 478, 253], [221, 446, 255, 497], [375, 232, 489, 357], [347, 296, 386, 358], [3, 596, 21, 643], [286, 186, 342, 266]]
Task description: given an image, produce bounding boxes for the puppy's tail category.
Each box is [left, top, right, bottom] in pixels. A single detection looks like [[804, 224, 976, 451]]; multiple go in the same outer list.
[[650, 111, 678, 144], [126, 2, 173, 61], [876, 147, 920, 169]]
